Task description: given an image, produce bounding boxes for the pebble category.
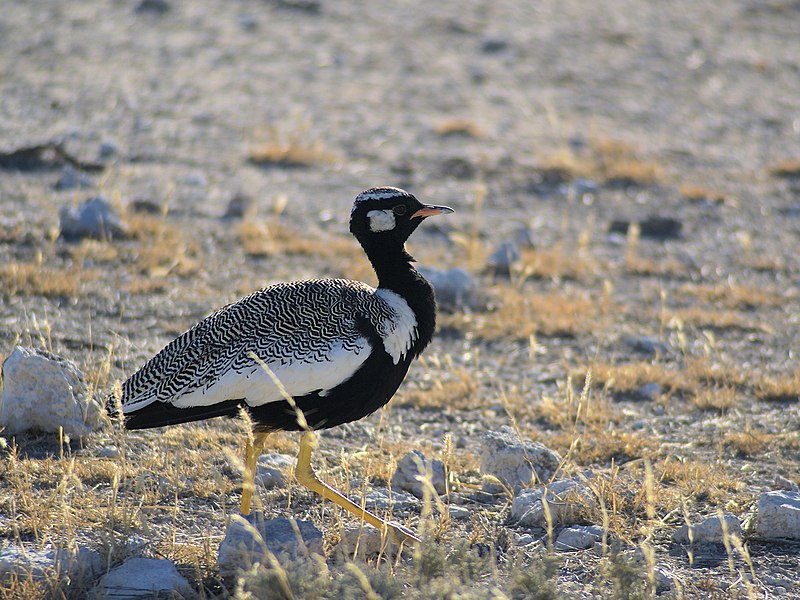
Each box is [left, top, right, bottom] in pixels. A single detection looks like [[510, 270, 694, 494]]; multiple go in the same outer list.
[[486, 241, 521, 276], [0, 544, 102, 583], [480, 426, 562, 493], [673, 513, 741, 544], [0, 346, 102, 437], [510, 479, 594, 529], [255, 453, 296, 489], [361, 489, 420, 514], [480, 36, 510, 53], [218, 516, 323, 576], [338, 523, 386, 558], [609, 216, 683, 240], [390, 450, 447, 498], [416, 266, 478, 311], [448, 505, 471, 520], [60, 196, 129, 240], [754, 490, 800, 540], [95, 557, 192, 599], [223, 193, 254, 219], [623, 335, 669, 356], [135, 0, 170, 15], [53, 165, 93, 190], [637, 383, 662, 401], [98, 140, 120, 158], [554, 525, 605, 551]]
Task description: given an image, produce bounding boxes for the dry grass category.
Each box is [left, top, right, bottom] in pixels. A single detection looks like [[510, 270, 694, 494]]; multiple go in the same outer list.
[[0, 260, 96, 298], [690, 386, 740, 411], [667, 307, 763, 332], [433, 119, 484, 139], [126, 213, 202, 277], [755, 368, 800, 402], [678, 283, 783, 310], [398, 367, 480, 411], [658, 456, 747, 508], [541, 137, 662, 186], [248, 119, 338, 168], [768, 158, 800, 178], [238, 220, 359, 261], [722, 429, 771, 458], [442, 284, 599, 341], [518, 244, 597, 281], [679, 184, 729, 204]]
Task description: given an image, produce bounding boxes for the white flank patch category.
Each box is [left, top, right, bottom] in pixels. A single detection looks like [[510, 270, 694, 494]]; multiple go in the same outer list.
[[170, 337, 372, 409], [375, 288, 418, 364], [367, 209, 396, 232]]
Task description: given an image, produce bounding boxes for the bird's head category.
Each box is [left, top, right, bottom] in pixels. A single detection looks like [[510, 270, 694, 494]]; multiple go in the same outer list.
[[349, 187, 454, 250]]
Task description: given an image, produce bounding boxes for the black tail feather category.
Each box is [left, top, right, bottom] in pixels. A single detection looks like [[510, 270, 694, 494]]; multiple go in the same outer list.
[[123, 399, 245, 430]]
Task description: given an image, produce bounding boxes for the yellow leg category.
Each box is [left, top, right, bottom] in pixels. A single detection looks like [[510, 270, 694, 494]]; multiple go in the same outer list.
[[294, 431, 420, 546], [240, 431, 270, 516]]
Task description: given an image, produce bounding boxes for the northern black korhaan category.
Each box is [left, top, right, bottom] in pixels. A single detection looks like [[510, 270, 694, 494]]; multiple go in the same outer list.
[[114, 187, 454, 544]]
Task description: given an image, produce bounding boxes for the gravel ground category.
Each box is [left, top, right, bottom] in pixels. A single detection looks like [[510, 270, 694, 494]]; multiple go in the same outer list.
[[1, 1, 799, 598]]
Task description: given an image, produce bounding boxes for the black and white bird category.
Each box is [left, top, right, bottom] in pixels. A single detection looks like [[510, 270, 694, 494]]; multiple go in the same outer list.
[[116, 187, 453, 543]]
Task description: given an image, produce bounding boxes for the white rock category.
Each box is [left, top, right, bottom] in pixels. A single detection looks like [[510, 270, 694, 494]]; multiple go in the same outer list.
[[554, 525, 604, 551], [673, 513, 741, 544], [390, 450, 446, 498], [338, 523, 387, 558], [448, 505, 470, 520], [486, 241, 521, 276], [416, 266, 478, 311], [775, 475, 799, 493], [754, 491, 800, 540], [0, 544, 102, 582], [255, 453, 296, 489], [218, 516, 323, 576], [95, 557, 192, 599], [0, 347, 102, 437], [361, 488, 420, 514], [511, 480, 594, 528], [480, 427, 562, 493], [59, 196, 128, 240]]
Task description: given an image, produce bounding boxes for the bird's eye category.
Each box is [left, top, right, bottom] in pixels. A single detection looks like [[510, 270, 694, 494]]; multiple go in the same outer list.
[[392, 205, 407, 216]]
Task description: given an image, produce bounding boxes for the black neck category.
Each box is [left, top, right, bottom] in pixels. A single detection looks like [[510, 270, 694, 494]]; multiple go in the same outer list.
[[361, 240, 437, 355]]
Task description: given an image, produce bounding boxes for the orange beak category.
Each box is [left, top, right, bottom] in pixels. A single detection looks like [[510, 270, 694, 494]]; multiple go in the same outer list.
[[411, 204, 455, 219]]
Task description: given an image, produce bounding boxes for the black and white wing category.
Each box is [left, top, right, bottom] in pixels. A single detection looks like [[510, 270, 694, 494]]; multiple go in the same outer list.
[[121, 280, 383, 414]]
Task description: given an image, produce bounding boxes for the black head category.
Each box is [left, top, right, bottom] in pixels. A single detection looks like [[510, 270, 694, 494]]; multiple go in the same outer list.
[[349, 187, 453, 249]]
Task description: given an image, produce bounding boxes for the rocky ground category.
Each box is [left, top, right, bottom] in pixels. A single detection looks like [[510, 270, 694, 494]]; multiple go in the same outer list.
[[1, 0, 799, 598]]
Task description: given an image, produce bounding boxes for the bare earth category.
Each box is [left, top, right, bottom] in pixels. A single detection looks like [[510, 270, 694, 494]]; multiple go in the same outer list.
[[1, 0, 799, 598]]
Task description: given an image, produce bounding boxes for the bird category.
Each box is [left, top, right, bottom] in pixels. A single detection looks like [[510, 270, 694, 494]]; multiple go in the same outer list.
[[115, 187, 454, 545]]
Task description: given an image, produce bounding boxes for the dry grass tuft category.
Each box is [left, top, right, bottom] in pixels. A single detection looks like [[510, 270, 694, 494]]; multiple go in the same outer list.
[[441, 284, 598, 340], [126, 213, 202, 277], [768, 158, 800, 178], [541, 137, 662, 186], [399, 367, 480, 411], [722, 429, 771, 458], [587, 361, 686, 396], [238, 220, 359, 260], [0, 260, 96, 298], [679, 184, 729, 204], [248, 119, 338, 168], [690, 386, 739, 411], [658, 456, 747, 507], [667, 307, 763, 332], [434, 119, 484, 139], [755, 368, 800, 402], [518, 244, 597, 281], [679, 283, 783, 310]]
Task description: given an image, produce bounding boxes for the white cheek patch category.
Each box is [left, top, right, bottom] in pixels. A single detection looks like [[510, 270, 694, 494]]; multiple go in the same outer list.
[[367, 209, 396, 232]]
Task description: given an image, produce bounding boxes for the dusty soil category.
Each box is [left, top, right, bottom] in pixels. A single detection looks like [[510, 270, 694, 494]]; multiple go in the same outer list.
[[1, 0, 799, 598]]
